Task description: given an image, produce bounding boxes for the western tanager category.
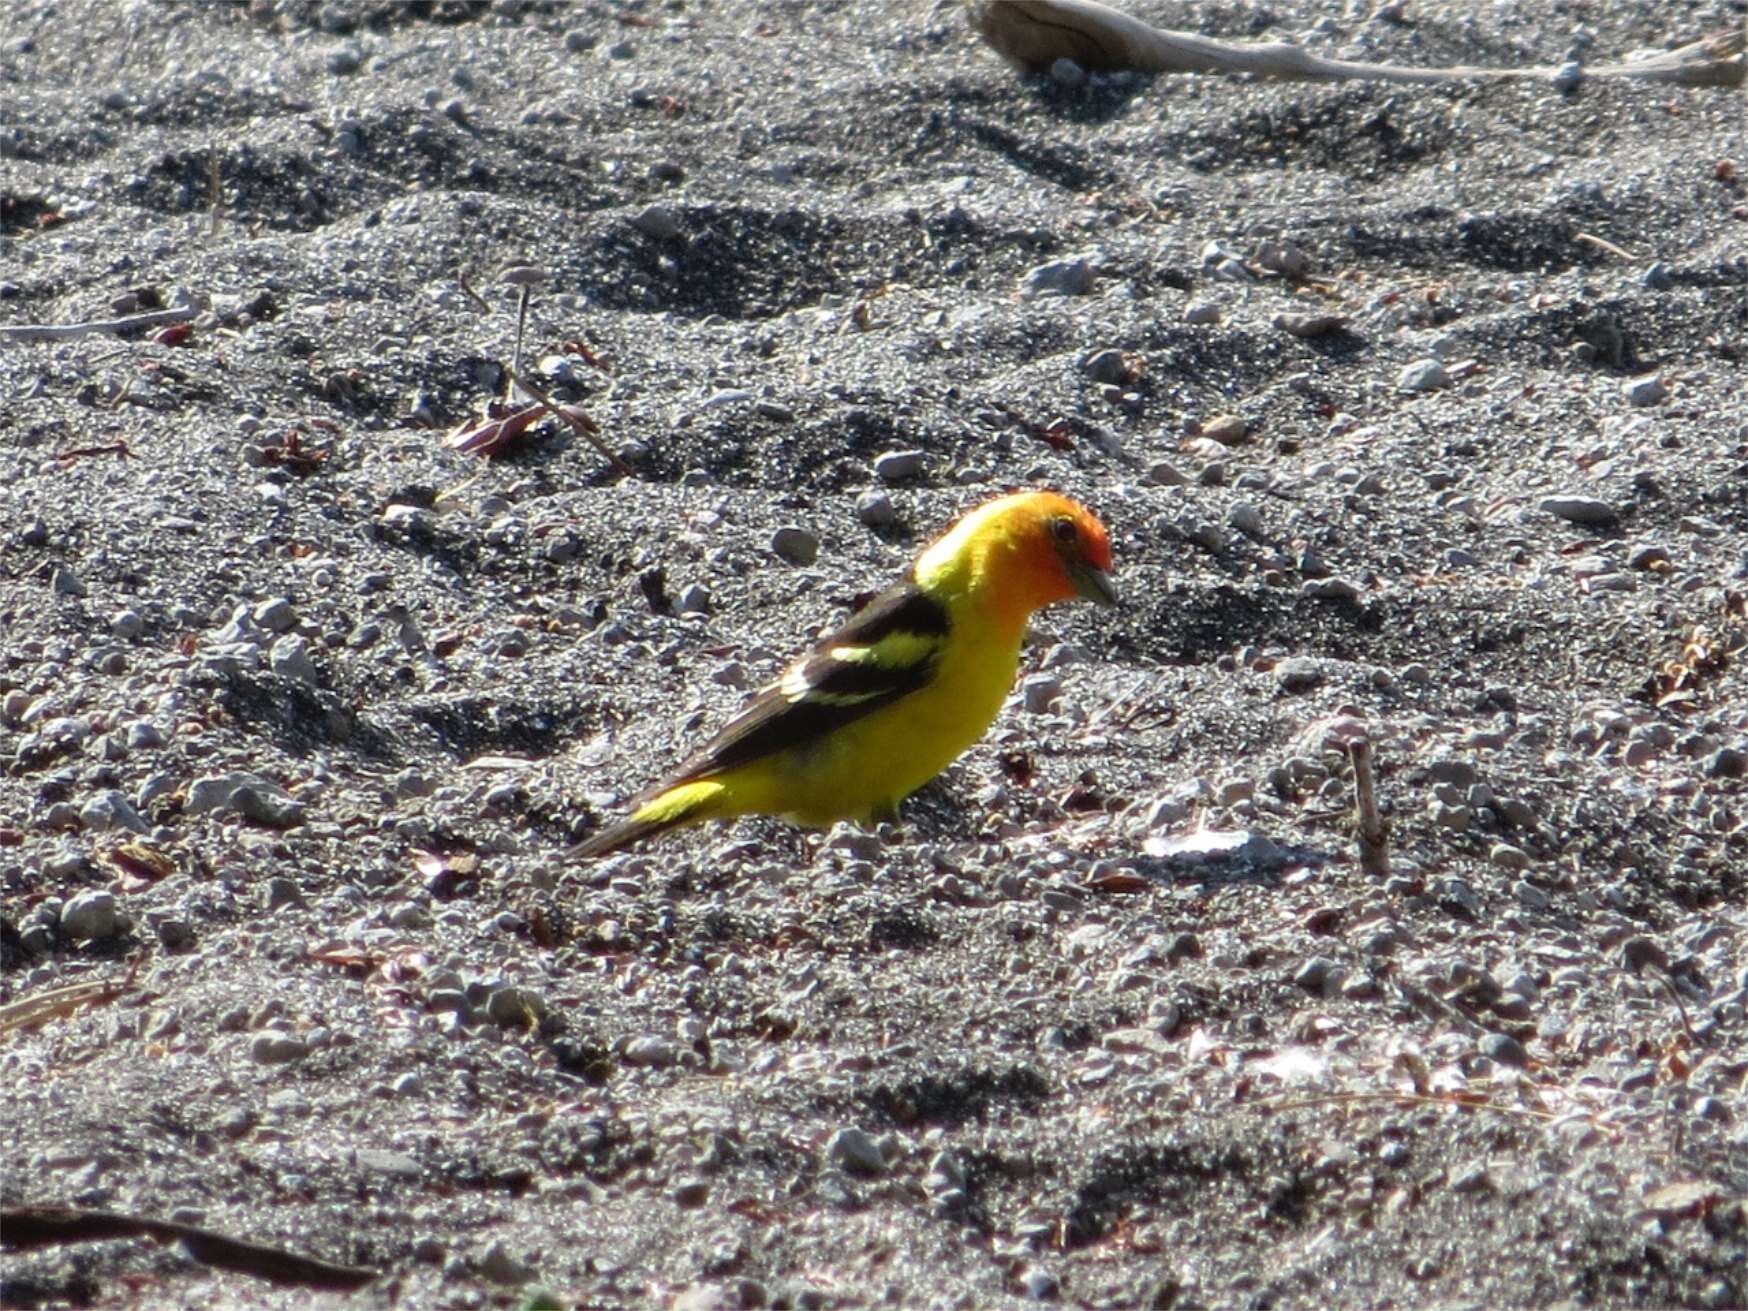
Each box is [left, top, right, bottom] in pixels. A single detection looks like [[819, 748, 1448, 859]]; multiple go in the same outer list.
[[575, 490, 1116, 856]]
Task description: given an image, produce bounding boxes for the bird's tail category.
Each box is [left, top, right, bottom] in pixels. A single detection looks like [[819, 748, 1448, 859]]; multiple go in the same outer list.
[[573, 780, 725, 859]]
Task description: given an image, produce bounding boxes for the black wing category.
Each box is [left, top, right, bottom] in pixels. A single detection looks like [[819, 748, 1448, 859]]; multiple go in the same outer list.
[[654, 580, 951, 787]]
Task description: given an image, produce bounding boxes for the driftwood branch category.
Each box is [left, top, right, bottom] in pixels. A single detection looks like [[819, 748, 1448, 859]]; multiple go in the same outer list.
[[1, 1205, 379, 1291], [971, 0, 1745, 89], [0, 305, 199, 346]]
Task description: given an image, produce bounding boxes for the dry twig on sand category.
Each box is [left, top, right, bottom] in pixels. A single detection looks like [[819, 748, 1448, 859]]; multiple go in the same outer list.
[[971, 0, 1745, 88]]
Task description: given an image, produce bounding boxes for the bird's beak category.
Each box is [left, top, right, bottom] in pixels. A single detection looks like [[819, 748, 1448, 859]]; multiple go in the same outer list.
[[1069, 561, 1119, 607]]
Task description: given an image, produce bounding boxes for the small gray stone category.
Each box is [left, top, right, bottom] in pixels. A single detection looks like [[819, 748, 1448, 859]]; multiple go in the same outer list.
[[1450, 1162, 1492, 1194], [1705, 747, 1746, 779], [111, 609, 144, 640], [1020, 256, 1095, 299], [1478, 1032, 1528, 1067], [1489, 843, 1532, 871], [855, 490, 897, 527], [676, 584, 710, 616], [1145, 460, 1190, 486], [622, 1035, 680, 1067], [357, 1148, 422, 1178], [630, 206, 681, 242], [1049, 56, 1085, 87], [250, 1032, 310, 1065], [479, 1240, 534, 1287], [1397, 358, 1448, 392], [1183, 301, 1221, 325], [269, 634, 318, 685], [51, 566, 87, 597], [873, 449, 925, 483], [1515, 880, 1551, 910], [486, 986, 544, 1026], [79, 790, 150, 834], [1021, 674, 1061, 714], [827, 1127, 886, 1176], [61, 890, 119, 940], [1300, 577, 1362, 602], [1082, 349, 1127, 384], [1293, 956, 1342, 993], [1623, 376, 1668, 407], [1550, 60, 1584, 92], [1021, 1266, 1061, 1301], [253, 598, 297, 632], [771, 526, 819, 565], [1641, 262, 1674, 290], [1538, 496, 1618, 526], [1276, 658, 1324, 693]]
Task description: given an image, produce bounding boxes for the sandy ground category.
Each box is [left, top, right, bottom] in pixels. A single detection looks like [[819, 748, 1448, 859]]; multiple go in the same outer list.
[[3, 1, 1746, 1307]]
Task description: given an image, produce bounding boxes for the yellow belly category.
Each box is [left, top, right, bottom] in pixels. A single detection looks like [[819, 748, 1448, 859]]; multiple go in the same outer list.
[[732, 625, 1024, 826]]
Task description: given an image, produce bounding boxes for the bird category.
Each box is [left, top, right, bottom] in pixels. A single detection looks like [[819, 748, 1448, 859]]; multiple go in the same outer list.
[[574, 490, 1117, 858]]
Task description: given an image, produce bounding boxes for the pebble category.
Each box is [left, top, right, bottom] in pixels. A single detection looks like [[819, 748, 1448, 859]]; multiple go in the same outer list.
[[1550, 60, 1584, 92], [250, 1032, 310, 1065], [873, 449, 925, 483], [111, 610, 144, 640], [253, 597, 296, 632], [1146, 460, 1190, 486], [622, 1035, 680, 1067], [1300, 577, 1362, 602], [672, 1177, 710, 1208], [186, 773, 306, 828], [676, 584, 710, 615], [1275, 658, 1324, 693], [486, 986, 543, 1025], [1021, 1266, 1061, 1301], [1082, 348, 1127, 384], [827, 1127, 887, 1176], [1641, 262, 1674, 291], [1021, 674, 1061, 713], [1538, 496, 1618, 526], [1293, 956, 1342, 993], [479, 1241, 534, 1287], [1478, 1032, 1528, 1067], [1200, 414, 1249, 445], [1228, 503, 1264, 538], [357, 1149, 421, 1178], [269, 635, 318, 685], [1515, 880, 1551, 910], [1019, 256, 1095, 299], [61, 890, 119, 940], [1183, 301, 1221, 325], [1049, 56, 1085, 88], [1488, 843, 1531, 871], [1396, 358, 1449, 392], [80, 790, 150, 834], [855, 490, 897, 527], [771, 526, 819, 565], [1622, 376, 1667, 407], [1705, 747, 1746, 779]]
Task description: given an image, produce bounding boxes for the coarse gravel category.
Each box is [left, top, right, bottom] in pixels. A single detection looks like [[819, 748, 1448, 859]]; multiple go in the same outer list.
[[3, 1, 1746, 1308]]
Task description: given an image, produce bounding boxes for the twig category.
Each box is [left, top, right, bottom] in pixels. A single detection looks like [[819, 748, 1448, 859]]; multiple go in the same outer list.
[[1242, 1089, 1584, 1128], [1, 1205, 378, 1290], [1652, 968, 1699, 1047], [54, 441, 133, 464], [506, 365, 634, 478], [0, 306, 199, 346], [1350, 737, 1389, 878], [0, 964, 138, 1036], [456, 269, 633, 477], [1573, 231, 1636, 261], [971, 0, 1744, 88]]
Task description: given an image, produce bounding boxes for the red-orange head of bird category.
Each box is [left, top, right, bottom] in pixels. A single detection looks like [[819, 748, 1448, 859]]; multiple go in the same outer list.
[[914, 490, 1116, 626]]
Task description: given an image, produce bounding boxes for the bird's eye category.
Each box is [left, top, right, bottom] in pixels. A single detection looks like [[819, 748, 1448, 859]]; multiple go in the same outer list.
[[1050, 515, 1078, 544]]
